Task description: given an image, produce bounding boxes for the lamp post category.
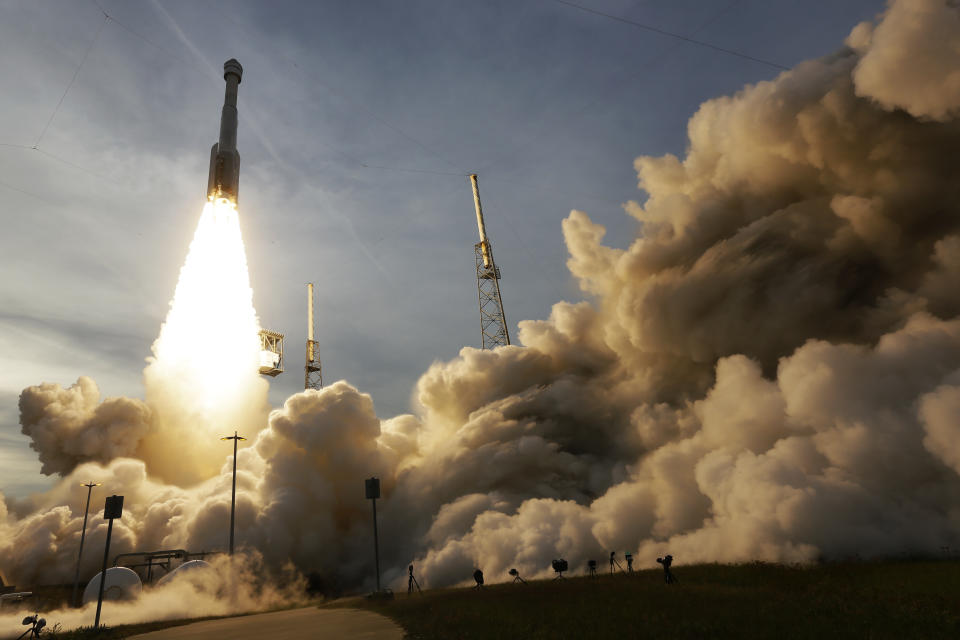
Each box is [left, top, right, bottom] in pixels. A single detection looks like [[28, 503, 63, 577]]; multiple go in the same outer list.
[[94, 495, 123, 629], [71, 481, 101, 607], [365, 477, 381, 592], [220, 431, 246, 555]]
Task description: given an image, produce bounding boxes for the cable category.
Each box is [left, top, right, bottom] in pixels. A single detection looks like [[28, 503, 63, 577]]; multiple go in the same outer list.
[[0, 180, 60, 208], [360, 165, 469, 177], [33, 148, 121, 185], [471, 0, 745, 182], [0, 143, 121, 185], [92, 0, 215, 81], [549, 0, 788, 71], [35, 13, 109, 148]]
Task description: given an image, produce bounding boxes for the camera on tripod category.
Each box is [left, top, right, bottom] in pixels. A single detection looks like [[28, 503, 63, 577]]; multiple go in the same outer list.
[[551, 558, 568, 579]]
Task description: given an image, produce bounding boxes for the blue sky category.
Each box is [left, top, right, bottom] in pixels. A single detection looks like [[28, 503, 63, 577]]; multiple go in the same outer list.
[[0, 0, 886, 496]]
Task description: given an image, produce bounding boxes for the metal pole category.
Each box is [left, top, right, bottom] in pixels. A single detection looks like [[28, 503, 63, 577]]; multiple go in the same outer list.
[[372, 498, 380, 592], [470, 174, 492, 267], [230, 431, 238, 556], [94, 518, 114, 628], [71, 483, 97, 607], [221, 432, 246, 556]]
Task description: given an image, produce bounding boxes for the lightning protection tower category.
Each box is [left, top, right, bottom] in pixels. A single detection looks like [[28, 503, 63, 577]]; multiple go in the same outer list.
[[469, 174, 510, 349], [305, 283, 323, 390]]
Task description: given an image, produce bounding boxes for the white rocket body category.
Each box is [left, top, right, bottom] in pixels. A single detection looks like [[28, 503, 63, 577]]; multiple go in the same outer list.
[[207, 59, 243, 204]]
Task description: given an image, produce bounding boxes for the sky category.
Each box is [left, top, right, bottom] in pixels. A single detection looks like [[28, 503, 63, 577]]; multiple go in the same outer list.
[[0, 0, 887, 497]]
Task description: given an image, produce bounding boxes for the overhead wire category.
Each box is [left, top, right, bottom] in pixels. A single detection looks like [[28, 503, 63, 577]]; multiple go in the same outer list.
[[0, 179, 61, 208], [91, 0, 215, 82], [35, 12, 109, 148], [548, 0, 789, 71], [473, 0, 744, 177]]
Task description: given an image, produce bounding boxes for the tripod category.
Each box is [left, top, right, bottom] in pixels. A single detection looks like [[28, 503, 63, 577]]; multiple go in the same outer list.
[[407, 565, 422, 595], [609, 552, 626, 575]]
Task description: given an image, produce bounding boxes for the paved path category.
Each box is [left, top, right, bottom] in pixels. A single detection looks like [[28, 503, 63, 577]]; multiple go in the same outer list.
[[129, 607, 403, 640]]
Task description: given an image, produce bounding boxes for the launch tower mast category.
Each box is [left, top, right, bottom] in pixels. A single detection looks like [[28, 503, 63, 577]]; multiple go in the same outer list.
[[305, 283, 323, 390], [469, 174, 510, 349]]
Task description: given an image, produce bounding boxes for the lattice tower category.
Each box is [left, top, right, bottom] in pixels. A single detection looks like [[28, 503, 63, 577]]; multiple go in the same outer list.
[[470, 174, 510, 349]]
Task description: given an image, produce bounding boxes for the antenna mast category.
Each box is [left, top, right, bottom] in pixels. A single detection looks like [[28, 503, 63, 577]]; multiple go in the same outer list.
[[305, 283, 322, 390], [470, 174, 510, 349]]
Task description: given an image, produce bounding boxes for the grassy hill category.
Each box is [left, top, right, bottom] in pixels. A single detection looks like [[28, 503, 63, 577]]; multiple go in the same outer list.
[[343, 560, 960, 639]]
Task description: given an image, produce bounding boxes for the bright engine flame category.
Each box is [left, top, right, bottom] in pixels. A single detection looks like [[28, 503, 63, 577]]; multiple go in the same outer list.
[[141, 198, 268, 484], [153, 198, 261, 404]]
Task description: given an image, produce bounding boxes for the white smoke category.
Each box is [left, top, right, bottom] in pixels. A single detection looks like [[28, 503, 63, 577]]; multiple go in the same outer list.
[[0, 552, 303, 638], [4, 2, 960, 630]]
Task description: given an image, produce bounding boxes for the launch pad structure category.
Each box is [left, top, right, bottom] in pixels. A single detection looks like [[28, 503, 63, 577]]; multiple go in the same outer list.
[[305, 283, 323, 390], [259, 329, 284, 377], [470, 174, 510, 349]]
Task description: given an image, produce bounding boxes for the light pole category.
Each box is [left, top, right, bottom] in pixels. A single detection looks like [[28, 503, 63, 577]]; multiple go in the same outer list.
[[365, 477, 381, 592], [220, 431, 246, 555], [71, 481, 101, 607], [94, 495, 124, 629]]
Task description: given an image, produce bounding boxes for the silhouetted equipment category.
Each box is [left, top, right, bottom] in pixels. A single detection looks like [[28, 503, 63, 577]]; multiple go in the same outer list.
[[95, 494, 123, 629], [508, 568, 527, 584], [220, 431, 247, 555], [468, 174, 510, 349], [407, 565, 422, 595], [72, 481, 101, 607], [207, 59, 243, 204], [112, 549, 220, 583], [305, 283, 322, 390], [609, 551, 625, 574], [365, 478, 382, 592], [551, 558, 569, 580], [626, 552, 634, 573], [258, 329, 284, 376], [473, 569, 484, 590], [0, 593, 32, 608], [17, 614, 45, 639], [156, 560, 214, 587], [588, 559, 598, 578], [656, 555, 676, 584]]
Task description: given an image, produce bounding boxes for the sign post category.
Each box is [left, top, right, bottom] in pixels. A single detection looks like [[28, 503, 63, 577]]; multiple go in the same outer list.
[[94, 495, 123, 629], [365, 477, 381, 592]]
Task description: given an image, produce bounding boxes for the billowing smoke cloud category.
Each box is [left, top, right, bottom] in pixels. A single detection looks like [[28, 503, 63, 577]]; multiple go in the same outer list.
[[19, 377, 151, 475], [4, 0, 960, 626]]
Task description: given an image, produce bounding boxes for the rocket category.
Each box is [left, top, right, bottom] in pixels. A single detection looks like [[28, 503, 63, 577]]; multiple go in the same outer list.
[[207, 59, 243, 204]]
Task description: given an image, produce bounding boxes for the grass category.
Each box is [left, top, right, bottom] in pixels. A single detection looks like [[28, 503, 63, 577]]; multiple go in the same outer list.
[[339, 560, 960, 639]]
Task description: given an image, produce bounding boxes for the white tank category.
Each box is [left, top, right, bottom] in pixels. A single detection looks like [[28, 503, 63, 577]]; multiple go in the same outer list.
[[156, 560, 214, 587], [82, 567, 142, 604]]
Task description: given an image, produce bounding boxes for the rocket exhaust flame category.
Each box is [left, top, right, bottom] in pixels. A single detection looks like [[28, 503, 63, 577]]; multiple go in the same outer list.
[[140, 198, 268, 485]]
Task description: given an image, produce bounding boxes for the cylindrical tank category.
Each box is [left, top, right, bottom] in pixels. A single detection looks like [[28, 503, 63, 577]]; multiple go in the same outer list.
[[156, 560, 214, 587], [82, 567, 142, 604]]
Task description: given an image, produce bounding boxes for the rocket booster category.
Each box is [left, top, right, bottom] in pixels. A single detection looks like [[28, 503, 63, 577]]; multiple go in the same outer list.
[[207, 59, 243, 204]]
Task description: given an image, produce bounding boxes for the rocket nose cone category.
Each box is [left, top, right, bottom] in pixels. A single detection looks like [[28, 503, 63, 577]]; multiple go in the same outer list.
[[223, 59, 242, 82]]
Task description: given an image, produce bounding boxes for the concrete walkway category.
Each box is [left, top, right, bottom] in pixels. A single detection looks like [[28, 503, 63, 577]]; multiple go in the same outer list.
[[130, 607, 403, 640]]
